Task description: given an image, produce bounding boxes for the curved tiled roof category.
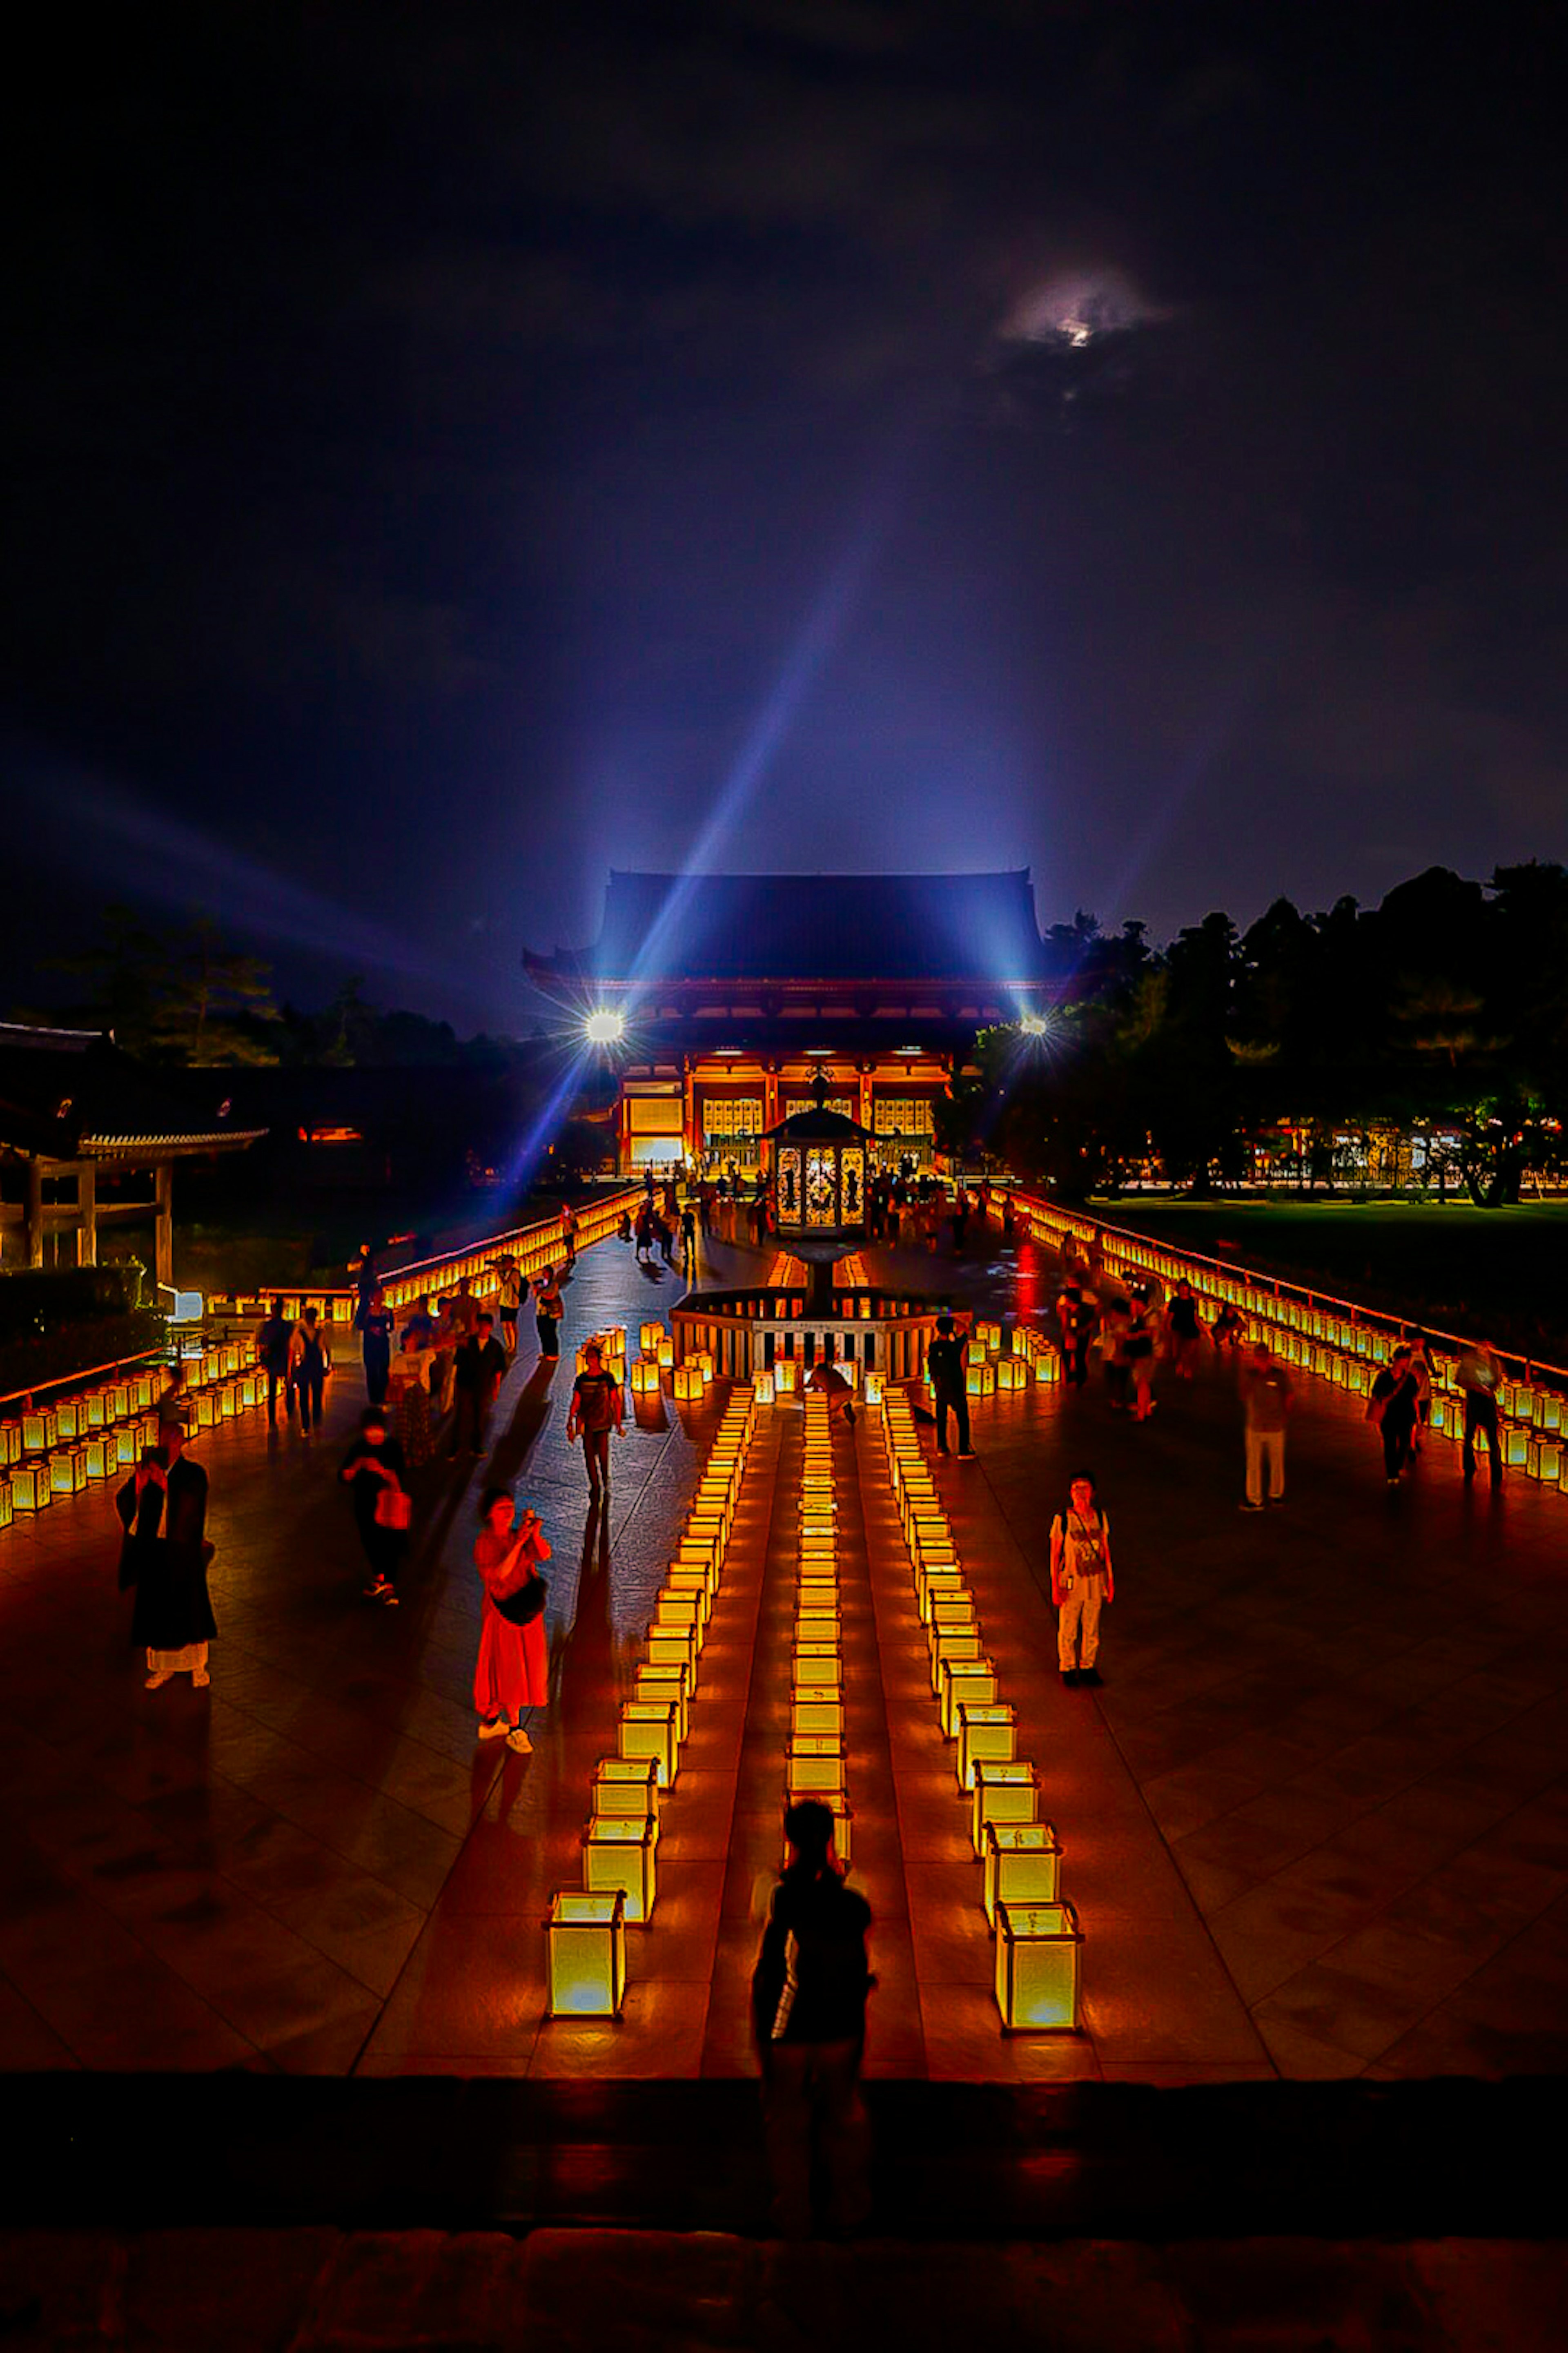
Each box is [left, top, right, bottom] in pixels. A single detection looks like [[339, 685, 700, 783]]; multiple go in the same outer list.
[[527, 869, 1050, 985]]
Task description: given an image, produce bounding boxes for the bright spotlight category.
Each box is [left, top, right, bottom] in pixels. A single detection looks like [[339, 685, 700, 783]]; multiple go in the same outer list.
[[1020, 1013, 1050, 1038], [585, 1009, 624, 1045]]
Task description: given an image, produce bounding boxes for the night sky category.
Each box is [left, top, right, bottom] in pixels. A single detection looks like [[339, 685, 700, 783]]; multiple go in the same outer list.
[[9, 2, 1566, 1031]]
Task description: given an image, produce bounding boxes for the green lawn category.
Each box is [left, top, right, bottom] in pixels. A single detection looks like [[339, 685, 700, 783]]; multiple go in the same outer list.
[[1087, 1197, 1568, 1370]]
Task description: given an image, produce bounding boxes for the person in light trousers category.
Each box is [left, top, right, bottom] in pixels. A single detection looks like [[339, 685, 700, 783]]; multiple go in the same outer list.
[[1239, 1339, 1293, 1509]]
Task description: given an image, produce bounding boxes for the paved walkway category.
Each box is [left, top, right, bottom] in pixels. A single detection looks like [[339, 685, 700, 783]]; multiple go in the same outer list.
[[2, 1219, 1565, 2079]]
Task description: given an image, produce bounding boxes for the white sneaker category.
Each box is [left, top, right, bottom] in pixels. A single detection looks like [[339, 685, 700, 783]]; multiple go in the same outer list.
[[477, 1718, 509, 1742], [505, 1727, 533, 1755]]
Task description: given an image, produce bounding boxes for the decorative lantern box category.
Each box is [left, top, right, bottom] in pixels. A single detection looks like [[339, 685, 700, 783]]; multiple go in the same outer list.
[[983, 1821, 1062, 1925], [1429, 1397, 1452, 1438], [581, 1814, 659, 1923], [1503, 1424, 1530, 1470], [544, 1890, 628, 2019], [971, 1761, 1041, 1856], [645, 1620, 699, 1678], [656, 1342, 675, 1372], [1539, 1391, 1563, 1433], [592, 1757, 661, 1824], [956, 1700, 1017, 1789], [673, 1364, 703, 1403], [773, 1358, 799, 1395], [965, 1362, 996, 1399], [995, 1900, 1081, 2032], [863, 1372, 884, 1406], [929, 1628, 985, 1698], [630, 1359, 661, 1395], [939, 1655, 999, 1739], [0, 1478, 11, 1529], [752, 1370, 775, 1403], [55, 1398, 82, 1442], [918, 1569, 968, 1624], [0, 1422, 19, 1467], [21, 1407, 58, 1455], [664, 1568, 712, 1627], [795, 1611, 841, 1651], [633, 1664, 691, 1742], [791, 1683, 845, 1739], [640, 1321, 665, 1353], [111, 1423, 138, 1470], [191, 1389, 216, 1430], [975, 1320, 1001, 1352], [1532, 1439, 1563, 1485], [9, 1463, 44, 1512], [786, 1737, 847, 1797], [82, 1432, 114, 1482], [792, 1646, 842, 1686], [48, 1450, 82, 1497], [617, 1699, 680, 1787], [996, 1357, 1027, 1392]]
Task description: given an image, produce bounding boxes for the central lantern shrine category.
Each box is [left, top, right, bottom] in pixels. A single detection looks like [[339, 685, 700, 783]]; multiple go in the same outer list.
[[766, 1068, 871, 1236]]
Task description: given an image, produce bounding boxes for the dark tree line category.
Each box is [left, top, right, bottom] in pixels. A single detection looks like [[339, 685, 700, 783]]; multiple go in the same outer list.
[[953, 863, 1568, 1207]]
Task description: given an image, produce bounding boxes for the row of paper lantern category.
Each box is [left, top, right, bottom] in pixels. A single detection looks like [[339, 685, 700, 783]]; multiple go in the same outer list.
[[213, 1188, 643, 1324], [0, 1357, 270, 1529], [881, 1388, 1080, 2033], [750, 1353, 884, 1405], [784, 1393, 853, 1864], [956, 1322, 1062, 1398], [1011, 1197, 1568, 1479], [543, 1388, 760, 2022]]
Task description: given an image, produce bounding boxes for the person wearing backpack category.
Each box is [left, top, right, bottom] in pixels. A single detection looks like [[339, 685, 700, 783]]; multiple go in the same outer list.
[[567, 1339, 623, 1499], [751, 1800, 873, 2239], [1050, 1473, 1114, 1687]]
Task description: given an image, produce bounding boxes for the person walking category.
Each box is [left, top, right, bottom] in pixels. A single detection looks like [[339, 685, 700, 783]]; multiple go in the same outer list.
[[1167, 1280, 1203, 1380], [117, 1419, 216, 1690], [1055, 1280, 1093, 1389], [1409, 1334, 1435, 1454], [566, 1339, 622, 1500], [388, 1324, 436, 1468], [751, 1798, 873, 2241], [361, 1285, 394, 1407], [495, 1257, 523, 1353], [1239, 1339, 1293, 1509], [535, 1268, 564, 1364], [288, 1306, 331, 1433], [1457, 1338, 1506, 1486], [254, 1295, 292, 1428], [679, 1201, 697, 1274], [452, 1312, 508, 1457], [926, 1315, 973, 1457], [473, 1488, 550, 1753], [1050, 1474, 1113, 1687], [339, 1407, 408, 1604], [1370, 1346, 1421, 1484]]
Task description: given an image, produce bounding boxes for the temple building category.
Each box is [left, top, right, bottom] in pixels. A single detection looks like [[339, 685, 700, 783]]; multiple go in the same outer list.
[[524, 870, 1054, 1175]]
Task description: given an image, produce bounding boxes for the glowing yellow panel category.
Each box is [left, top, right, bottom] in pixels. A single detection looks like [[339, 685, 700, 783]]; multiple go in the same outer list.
[[544, 1889, 628, 2019], [983, 1821, 1062, 1925], [995, 1901, 1080, 2032]]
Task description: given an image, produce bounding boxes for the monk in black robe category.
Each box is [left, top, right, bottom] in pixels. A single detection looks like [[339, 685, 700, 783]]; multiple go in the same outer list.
[[116, 1419, 215, 1689]]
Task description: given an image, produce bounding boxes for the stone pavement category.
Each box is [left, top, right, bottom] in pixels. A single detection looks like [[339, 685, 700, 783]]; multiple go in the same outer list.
[[2, 1217, 1567, 2080], [1, 2225, 1562, 2349]]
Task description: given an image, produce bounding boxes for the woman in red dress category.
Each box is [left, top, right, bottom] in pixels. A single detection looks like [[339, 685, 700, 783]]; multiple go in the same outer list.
[[474, 1488, 550, 1754]]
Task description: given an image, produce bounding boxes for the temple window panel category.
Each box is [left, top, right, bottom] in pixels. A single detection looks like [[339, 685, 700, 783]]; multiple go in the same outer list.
[[873, 1097, 935, 1135], [700, 1097, 763, 1141]]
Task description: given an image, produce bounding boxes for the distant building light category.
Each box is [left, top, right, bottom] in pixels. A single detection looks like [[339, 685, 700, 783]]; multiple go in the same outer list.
[[586, 1010, 625, 1045], [895, 1046, 922, 1056], [300, 1125, 364, 1145], [1020, 1015, 1050, 1038]]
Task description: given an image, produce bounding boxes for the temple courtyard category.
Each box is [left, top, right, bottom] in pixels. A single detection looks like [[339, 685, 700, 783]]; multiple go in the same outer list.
[[2, 1220, 1567, 2089]]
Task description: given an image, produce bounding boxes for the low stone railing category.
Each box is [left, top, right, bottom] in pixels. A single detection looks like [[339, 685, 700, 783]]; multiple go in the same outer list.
[[672, 1285, 943, 1383]]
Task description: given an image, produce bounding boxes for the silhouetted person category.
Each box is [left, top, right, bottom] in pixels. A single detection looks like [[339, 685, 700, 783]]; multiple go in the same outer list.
[[452, 1312, 508, 1456], [118, 1419, 215, 1690], [927, 1315, 972, 1457], [752, 1800, 873, 2240], [254, 1295, 291, 1427], [1458, 1339, 1505, 1487], [288, 1306, 330, 1433]]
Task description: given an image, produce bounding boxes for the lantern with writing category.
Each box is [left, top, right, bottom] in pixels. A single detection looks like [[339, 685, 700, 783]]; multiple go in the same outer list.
[[581, 1814, 658, 1924], [983, 1821, 1062, 1927]]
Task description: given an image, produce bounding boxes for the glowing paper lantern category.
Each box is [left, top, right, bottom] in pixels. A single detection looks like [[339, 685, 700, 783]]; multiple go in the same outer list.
[[633, 1664, 691, 1742], [630, 1359, 661, 1394], [9, 1463, 44, 1512], [617, 1699, 680, 1788], [1503, 1423, 1530, 1470], [995, 1901, 1081, 2032], [83, 1432, 114, 1482], [673, 1364, 702, 1402], [581, 1814, 659, 1923], [656, 1342, 675, 1372], [983, 1821, 1062, 1926], [21, 1408, 56, 1455], [956, 1700, 1017, 1789], [640, 1321, 664, 1353], [929, 1627, 985, 1698], [131, 1372, 156, 1411], [0, 1479, 11, 1529], [791, 1683, 844, 1739], [971, 1760, 1041, 1856], [753, 1370, 775, 1403], [49, 1450, 84, 1497], [773, 1358, 798, 1395], [191, 1389, 216, 1430], [592, 1757, 660, 1825], [0, 1422, 19, 1467], [792, 1646, 842, 1686], [996, 1356, 1027, 1391], [646, 1620, 699, 1677], [544, 1890, 628, 2019], [55, 1398, 82, 1441], [1531, 1439, 1562, 1485], [786, 1737, 847, 1797], [965, 1361, 996, 1398], [939, 1655, 999, 1739]]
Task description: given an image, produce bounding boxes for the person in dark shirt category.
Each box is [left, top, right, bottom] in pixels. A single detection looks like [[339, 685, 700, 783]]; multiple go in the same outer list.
[[452, 1314, 508, 1457], [1370, 1347, 1420, 1485], [361, 1286, 394, 1407], [566, 1340, 624, 1498], [926, 1314, 973, 1457], [117, 1419, 215, 1688], [752, 1800, 873, 2240], [254, 1296, 292, 1427], [1167, 1280, 1203, 1379], [339, 1408, 408, 1603]]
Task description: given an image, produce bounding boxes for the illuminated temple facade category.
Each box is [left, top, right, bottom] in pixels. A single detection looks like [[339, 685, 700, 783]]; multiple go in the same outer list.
[[525, 870, 1054, 1175]]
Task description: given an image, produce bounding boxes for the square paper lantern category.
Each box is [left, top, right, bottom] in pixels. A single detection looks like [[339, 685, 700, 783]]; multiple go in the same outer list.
[[581, 1814, 658, 1923], [0, 1478, 11, 1529], [633, 1664, 691, 1742], [983, 1821, 1062, 1926], [640, 1320, 665, 1353], [996, 1356, 1027, 1392], [930, 1627, 985, 1698], [971, 1761, 1041, 1856], [863, 1371, 884, 1406], [940, 1654, 999, 1739], [773, 1358, 798, 1395], [131, 1370, 156, 1411], [544, 1890, 628, 2020], [55, 1398, 82, 1442], [1502, 1423, 1530, 1470], [83, 1431, 114, 1482], [630, 1359, 661, 1394], [918, 1568, 967, 1624], [752, 1369, 775, 1403], [192, 1388, 217, 1430], [956, 1700, 1017, 1789], [664, 1568, 712, 1627], [1539, 1391, 1563, 1434], [645, 1620, 699, 1677], [48, 1450, 82, 1497], [112, 1423, 138, 1469], [0, 1422, 19, 1467], [21, 1407, 57, 1455], [995, 1900, 1081, 2032], [792, 1646, 842, 1686], [1429, 1396, 1452, 1438], [618, 1699, 680, 1787], [791, 1683, 845, 1739], [964, 1361, 995, 1399], [1531, 1439, 1562, 1485], [656, 1342, 675, 1372], [786, 1737, 846, 1797], [592, 1757, 661, 1824], [673, 1364, 702, 1402], [9, 1462, 44, 1513]]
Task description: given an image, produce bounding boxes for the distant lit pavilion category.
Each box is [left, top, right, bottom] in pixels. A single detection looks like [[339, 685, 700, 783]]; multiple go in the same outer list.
[[525, 870, 1054, 1174]]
